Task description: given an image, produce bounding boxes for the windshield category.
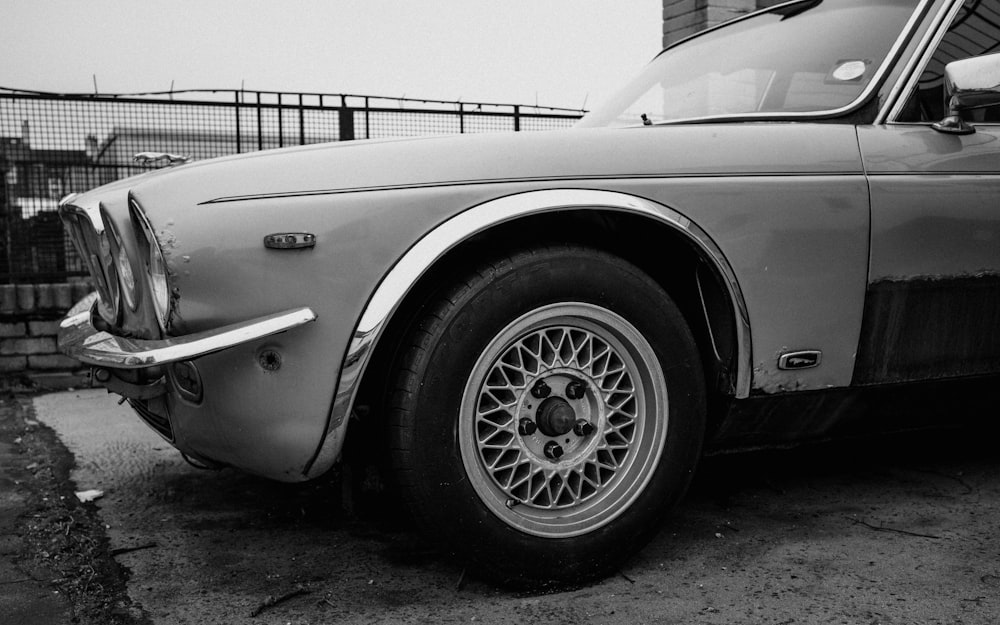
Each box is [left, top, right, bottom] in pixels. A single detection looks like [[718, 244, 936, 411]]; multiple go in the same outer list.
[[579, 0, 923, 128]]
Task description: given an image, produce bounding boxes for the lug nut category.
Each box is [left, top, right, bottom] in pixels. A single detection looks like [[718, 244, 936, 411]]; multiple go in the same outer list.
[[573, 419, 594, 437], [530, 379, 551, 399], [565, 379, 586, 400], [543, 441, 564, 460], [518, 417, 537, 436]]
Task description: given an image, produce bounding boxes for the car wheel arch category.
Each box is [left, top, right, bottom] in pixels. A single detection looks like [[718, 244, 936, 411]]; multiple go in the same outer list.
[[334, 188, 751, 427]]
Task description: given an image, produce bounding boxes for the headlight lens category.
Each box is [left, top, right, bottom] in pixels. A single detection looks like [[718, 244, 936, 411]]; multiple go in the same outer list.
[[95, 230, 121, 324], [148, 254, 170, 327], [102, 214, 137, 312], [118, 249, 136, 304], [129, 197, 172, 331]]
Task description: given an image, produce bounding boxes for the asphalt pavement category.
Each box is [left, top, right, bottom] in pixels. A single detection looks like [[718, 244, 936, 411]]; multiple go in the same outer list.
[[10, 388, 1000, 624]]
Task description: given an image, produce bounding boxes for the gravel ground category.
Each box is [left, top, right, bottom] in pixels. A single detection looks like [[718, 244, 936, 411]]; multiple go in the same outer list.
[[1, 393, 145, 625], [14, 388, 1000, 624]]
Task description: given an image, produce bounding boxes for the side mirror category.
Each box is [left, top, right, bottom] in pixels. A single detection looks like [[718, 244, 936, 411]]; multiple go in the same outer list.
[[932, 51, 1000, 135]]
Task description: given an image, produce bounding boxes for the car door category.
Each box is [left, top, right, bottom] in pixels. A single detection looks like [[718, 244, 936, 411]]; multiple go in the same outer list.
[[855, 0, 1000, 385]]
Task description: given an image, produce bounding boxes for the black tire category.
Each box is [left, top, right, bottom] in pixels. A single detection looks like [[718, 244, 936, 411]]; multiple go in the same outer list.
[[389, 245, 705, 586]]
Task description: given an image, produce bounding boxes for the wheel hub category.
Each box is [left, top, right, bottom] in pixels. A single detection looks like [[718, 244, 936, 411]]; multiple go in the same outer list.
[[536, 395, 576, 437]]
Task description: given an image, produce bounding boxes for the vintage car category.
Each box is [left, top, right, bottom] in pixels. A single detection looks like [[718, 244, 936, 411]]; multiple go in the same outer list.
[[58, 0, 1000, 585]]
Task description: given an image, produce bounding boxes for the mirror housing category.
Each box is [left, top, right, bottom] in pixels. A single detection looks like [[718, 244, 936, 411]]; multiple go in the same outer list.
[[933, 52, 1000, 135]]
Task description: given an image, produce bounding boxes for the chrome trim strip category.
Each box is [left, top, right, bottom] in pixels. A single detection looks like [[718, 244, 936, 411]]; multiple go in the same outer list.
[[328, 189, 753, 438], [59, 197, 104, 233], [882, 0, 964, 123], [303, 418, 349, 480], [654, 0, 806, 56], [202, 171, 864, 205], [59, 307, 317, 368]]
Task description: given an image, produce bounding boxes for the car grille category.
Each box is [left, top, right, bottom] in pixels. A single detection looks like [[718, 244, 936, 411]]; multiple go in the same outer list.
[[128, 398, 174, 441]]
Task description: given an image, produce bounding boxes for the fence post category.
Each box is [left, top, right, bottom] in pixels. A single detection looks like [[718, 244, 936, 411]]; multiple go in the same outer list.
[[364, 96, 370, 140], [256, 92, 263, 152], [277, 93, 284, 148], [298, 94, 305, 146], [234, 91, 242, 154], [514, 105, 521, 132], [338, 96, 354, 141], [338, 109, 355, 141], [0, 154, 10, 283]]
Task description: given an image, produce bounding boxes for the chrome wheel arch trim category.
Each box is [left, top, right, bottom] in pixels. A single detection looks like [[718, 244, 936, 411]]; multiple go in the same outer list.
[[319, 189, 752, 465]]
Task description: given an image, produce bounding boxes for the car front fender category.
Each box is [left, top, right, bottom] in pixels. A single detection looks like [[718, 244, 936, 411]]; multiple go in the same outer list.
[[310, 188, 752, 476]]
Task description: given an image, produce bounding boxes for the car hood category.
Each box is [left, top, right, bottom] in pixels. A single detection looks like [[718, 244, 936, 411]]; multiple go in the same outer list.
[[111, 124, 862, 207]]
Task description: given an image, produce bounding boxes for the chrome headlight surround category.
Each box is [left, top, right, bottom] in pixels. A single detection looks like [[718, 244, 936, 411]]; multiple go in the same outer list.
[[129, 196, 173, 332], [101, 208, 138, 313], [58, 198, 120, 326]]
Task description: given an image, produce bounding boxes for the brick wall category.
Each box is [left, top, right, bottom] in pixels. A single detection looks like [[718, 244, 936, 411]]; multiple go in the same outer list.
[[0, 281, 92, 388], [663, 0, 785, 47]]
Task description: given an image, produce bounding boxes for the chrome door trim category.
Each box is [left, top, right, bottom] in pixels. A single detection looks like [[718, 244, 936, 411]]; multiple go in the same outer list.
[[880, 0, 965, 123]]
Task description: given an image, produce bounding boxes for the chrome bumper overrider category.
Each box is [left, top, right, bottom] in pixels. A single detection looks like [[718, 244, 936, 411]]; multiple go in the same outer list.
[[58, 307, 317, 368]]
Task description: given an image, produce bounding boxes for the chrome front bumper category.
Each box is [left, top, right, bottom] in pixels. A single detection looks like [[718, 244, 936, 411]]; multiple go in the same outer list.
[[58, 307, 317, 368], [59, 306, 330, 478]]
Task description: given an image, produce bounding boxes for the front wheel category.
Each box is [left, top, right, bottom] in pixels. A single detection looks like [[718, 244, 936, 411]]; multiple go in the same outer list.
[[389, 246, 705, 586]]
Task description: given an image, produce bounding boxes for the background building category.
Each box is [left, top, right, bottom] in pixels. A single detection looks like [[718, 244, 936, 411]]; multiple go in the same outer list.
[[664, 0, 785, 47]]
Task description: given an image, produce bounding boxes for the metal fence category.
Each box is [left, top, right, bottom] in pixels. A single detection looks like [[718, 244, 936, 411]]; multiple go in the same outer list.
[[0, 88, 584, 283]]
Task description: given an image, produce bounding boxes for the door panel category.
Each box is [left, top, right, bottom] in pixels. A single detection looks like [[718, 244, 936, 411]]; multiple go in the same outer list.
[[856, 124, 1000, 384]]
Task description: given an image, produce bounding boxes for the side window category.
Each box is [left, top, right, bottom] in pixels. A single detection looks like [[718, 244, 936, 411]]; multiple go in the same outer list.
[[898, 0, 1000, 122]]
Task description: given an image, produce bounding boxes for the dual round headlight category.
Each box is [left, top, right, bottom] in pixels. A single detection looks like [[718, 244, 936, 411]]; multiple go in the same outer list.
[[63, 197, 171, 333], [129, 197, 173, 332]]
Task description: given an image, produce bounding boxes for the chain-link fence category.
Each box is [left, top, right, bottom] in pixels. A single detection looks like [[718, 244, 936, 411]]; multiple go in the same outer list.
[[0, 88, 584, 283]]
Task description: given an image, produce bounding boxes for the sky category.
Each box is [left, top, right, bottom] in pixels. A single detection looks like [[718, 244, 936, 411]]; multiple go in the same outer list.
[[2, 1, 663, 111]]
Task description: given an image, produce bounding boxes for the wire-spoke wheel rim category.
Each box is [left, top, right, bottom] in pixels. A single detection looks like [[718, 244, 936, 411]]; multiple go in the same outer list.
[[460, 302, 669, 538]]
